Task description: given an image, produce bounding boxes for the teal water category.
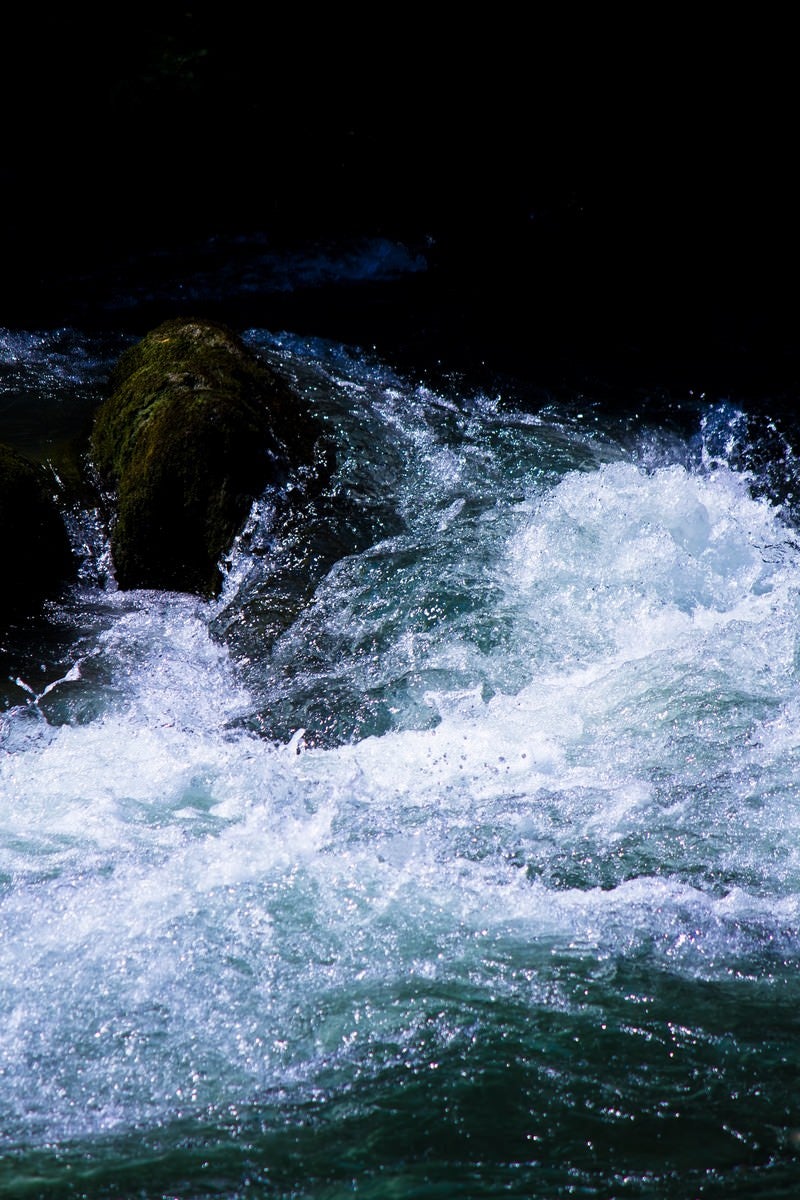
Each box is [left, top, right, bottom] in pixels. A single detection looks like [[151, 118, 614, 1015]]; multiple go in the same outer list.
[[2, 329, 800, 1198]]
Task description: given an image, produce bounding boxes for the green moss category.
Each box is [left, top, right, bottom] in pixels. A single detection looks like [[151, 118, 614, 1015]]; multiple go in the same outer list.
[[0, 443, 74, 624], [91, 318, 321, 596]]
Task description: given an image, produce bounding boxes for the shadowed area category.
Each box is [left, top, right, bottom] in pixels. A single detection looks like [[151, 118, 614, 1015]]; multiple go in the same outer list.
[[3, 10, 798, 404]]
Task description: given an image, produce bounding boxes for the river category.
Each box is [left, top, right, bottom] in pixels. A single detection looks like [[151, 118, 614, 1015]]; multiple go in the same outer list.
[[1, 234, 799, 1198]]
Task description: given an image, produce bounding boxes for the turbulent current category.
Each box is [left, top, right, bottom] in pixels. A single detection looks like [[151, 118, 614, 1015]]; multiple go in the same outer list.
[[2, 323, 800, 1197]]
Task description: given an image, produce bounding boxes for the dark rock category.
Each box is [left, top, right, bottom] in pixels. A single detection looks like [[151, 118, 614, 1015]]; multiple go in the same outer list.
[[0, 443, 74, 624], [90, 317, 323, 596]]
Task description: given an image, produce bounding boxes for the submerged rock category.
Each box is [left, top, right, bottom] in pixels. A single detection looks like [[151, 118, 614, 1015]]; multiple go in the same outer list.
[[0, 442, 74, 623], [90, 317, 324, 596]]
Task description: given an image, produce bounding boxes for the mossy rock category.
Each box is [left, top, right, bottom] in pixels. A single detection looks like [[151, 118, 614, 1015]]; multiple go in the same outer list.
[[0, 443, 74, 624], [91, 317, 322, 596]]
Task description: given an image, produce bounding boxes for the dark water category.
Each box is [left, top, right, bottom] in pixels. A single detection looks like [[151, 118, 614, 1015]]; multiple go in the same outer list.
[[2, 234, 800, 1199]]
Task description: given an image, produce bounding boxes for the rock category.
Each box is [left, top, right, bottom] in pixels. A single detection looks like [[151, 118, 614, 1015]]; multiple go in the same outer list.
[[90, 317, 324, 596], [0, 443, 74, 624]]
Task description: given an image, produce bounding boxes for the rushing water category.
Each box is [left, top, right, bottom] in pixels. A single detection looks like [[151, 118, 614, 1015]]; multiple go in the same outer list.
[[2, 302, 800, 1198]]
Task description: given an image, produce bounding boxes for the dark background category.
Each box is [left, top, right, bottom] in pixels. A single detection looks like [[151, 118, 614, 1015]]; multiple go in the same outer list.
[[2, 8, 797, 402]]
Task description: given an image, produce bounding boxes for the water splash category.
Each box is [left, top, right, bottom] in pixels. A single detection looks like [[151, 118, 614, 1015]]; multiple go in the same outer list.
[[3, 330, 800, 1194]]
